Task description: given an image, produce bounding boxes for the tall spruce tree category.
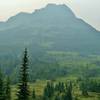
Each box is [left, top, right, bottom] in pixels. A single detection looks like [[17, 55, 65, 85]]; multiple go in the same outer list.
[[0, 69, 5, 100], [55, 94, 60, 100], [80, 81, 88, 96], [32, 89, 36, 100], [17, 48, 29, 100], [5, 77, 11, 100], [43, 81, 54, 99], [63, 81, 73, 100], [66, 86, 73, 100]]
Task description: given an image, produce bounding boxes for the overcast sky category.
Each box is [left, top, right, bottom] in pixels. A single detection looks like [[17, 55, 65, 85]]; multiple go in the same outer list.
[[0, 0, 100, 30]]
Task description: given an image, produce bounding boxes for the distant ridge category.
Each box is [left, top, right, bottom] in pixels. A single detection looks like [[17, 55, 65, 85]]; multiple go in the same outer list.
[[0, 4, 100, 55]]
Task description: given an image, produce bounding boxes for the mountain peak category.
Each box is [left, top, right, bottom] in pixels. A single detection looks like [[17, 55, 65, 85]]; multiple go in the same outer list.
[[46, 3, 67, 7], [45, 3, 74, 12], [33, 4, 75, 18]]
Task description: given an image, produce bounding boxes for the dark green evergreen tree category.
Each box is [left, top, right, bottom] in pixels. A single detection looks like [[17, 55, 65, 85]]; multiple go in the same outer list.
[[17, 48, 29, 100], [55, 82, 65, 93], [43, 94, 48, 100], [55, 94, 60, 100], [66, 82, 73, 100], [43, 87, 49, 100], [63, 82, 73, 100], [32, 89, 36, 100], [59, 82, 65, 93], [69, 81, 72, 92], [80, 81, 88, 96], [5, 76, 11, 100], [0, 69, 5, 100], [43, 81, 54, 99], [74, 96, 78, 100]]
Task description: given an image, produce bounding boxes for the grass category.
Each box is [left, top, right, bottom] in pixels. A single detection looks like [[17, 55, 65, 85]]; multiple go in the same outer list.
[[11, 76, 100, 100]]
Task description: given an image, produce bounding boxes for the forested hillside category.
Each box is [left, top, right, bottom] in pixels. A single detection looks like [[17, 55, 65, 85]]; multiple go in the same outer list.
[[0, 49, 100, 100]]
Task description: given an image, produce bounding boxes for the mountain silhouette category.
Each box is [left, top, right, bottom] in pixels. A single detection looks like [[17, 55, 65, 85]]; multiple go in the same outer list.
[[0, 4, 100, 55]]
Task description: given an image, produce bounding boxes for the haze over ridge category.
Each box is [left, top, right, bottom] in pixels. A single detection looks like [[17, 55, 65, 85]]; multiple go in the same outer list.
[[0, 0, 100, 31]]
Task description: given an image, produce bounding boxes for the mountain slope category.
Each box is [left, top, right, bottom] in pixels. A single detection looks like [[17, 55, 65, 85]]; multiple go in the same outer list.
[[0, 4, 100, 55]]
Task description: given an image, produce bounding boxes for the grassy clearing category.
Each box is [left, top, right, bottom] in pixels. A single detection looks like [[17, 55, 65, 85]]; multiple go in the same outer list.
[[11, 76, 100, 100]]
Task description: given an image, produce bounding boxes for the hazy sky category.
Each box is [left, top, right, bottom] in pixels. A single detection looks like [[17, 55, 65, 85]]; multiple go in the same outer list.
[[0, 0, 100, 30]]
